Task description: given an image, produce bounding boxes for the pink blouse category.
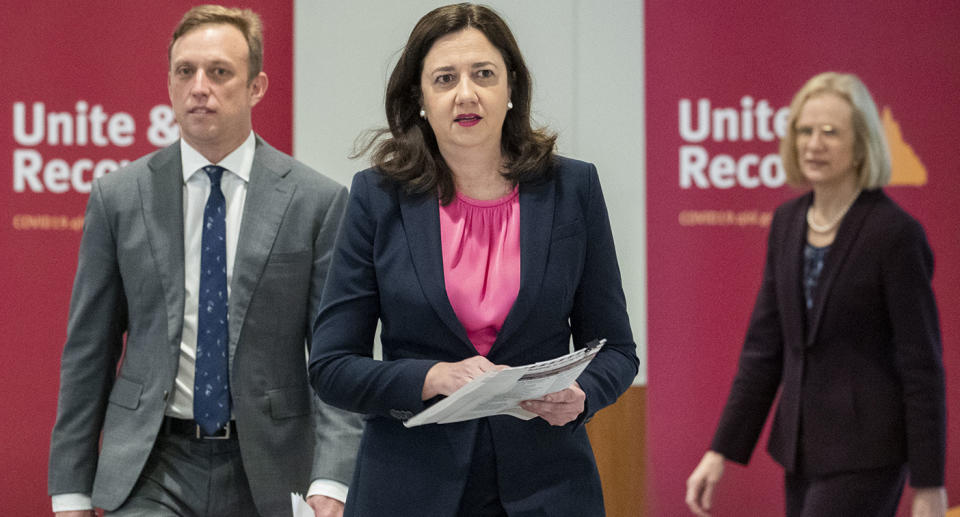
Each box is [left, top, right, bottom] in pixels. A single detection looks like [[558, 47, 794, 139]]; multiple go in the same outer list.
[[439, 188, 521, 356]]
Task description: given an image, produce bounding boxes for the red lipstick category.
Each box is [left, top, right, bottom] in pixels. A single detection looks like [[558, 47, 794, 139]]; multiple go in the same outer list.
[[454, 113, 481, 127]]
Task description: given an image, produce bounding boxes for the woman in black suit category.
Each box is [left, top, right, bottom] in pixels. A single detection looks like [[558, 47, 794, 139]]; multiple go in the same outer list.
[[685, 72, 947, 517], [309, 4, 638, 516]]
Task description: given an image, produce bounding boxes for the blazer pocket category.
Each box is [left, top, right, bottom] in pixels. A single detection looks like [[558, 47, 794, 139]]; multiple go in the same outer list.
[[266, 386, 312, 419], [552, 218, 585, 241], [267, 249, 311, 265], [108, 376, 143, 410]]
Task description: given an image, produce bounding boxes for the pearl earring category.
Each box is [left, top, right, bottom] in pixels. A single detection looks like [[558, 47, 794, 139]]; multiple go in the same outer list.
[[419, 109, 426, 119], [507, 101, 513, 110]]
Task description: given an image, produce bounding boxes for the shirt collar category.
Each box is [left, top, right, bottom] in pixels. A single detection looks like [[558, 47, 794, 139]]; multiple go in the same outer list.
[[180, 131, 256, 184]]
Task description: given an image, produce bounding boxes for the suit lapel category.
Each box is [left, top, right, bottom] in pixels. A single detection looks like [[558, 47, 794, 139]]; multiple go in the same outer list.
[[229, 139, 297, 358], [781, 194, 809, 351], [400, 190, 475, 353], [491, 178, 555, 351], [140, 144, 186, 347], [804, 190, 874, 346]]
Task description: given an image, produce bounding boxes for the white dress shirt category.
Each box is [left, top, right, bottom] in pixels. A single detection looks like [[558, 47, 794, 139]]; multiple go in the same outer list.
[[167, 131, 253, 418], [53, 132, 346, 511]]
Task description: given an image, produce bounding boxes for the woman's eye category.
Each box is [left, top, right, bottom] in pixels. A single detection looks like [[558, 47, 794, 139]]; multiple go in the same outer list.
[[436, 74, 455, 85]]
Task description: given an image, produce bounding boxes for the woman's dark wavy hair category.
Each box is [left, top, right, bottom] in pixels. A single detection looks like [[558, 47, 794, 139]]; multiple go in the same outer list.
[[357, 3, 556, 204]]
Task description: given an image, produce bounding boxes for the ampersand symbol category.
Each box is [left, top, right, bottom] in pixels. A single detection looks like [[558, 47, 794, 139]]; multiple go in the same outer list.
[[147, 105, 179, 147]]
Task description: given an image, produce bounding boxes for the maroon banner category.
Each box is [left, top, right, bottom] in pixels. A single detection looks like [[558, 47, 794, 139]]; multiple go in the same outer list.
[[0, 2, 291, 512], [646, 2, 960, 515]]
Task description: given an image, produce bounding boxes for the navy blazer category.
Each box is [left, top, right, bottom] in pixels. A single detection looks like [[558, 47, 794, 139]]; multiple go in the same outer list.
[[711, 189, 945, 486], [309, 156, 638, 516]]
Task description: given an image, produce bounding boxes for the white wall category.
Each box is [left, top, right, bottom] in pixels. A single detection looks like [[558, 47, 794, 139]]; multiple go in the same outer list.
[[293, 0, 646, 384]]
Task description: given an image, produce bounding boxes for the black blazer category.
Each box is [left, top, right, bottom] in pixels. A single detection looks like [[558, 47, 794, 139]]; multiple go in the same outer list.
[[309, 156, 639, 516], [711, 189, 945, 486]]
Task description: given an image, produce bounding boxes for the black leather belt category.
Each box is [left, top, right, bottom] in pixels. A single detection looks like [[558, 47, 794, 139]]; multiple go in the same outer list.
[[162, 417, 237, 440]]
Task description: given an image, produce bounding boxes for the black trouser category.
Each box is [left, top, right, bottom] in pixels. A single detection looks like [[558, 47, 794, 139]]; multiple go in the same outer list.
[[457, 418, 509, 517], [785, 464, 906, 517]]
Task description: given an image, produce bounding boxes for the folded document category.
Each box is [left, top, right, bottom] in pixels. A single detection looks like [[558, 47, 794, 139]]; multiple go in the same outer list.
[[403, 339, 605, 427]]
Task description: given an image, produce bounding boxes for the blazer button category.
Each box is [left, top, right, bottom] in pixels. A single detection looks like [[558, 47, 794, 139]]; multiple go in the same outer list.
[[162, 390, 169, 402], [389, 409, 413, 420]]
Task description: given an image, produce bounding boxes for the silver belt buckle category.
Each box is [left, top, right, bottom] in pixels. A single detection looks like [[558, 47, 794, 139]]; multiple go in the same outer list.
[[196, 423, 231, 440]]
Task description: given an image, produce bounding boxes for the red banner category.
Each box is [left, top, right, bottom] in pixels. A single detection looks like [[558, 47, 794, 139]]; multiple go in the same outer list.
[[646, 2, 960, 515], [0, 2, 291, 512]]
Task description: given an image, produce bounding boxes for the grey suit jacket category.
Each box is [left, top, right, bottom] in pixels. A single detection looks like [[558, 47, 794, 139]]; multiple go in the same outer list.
[[48, 137, 363, 514]]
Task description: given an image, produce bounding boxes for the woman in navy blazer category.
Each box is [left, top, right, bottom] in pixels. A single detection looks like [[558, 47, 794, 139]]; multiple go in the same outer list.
[[309, 4, 638, 516], [686, 73, 947, 517]]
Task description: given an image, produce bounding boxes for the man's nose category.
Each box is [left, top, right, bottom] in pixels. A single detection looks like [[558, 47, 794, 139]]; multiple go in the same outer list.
[[190, 69, 211, 96]]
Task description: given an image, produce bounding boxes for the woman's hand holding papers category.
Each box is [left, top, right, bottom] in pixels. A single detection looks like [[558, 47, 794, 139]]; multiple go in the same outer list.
[[422, 356, 508, 400], [520, 382, 586, 426]]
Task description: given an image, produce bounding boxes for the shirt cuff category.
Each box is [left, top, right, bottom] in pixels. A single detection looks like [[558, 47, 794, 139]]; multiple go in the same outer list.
[[307, 478, 349, 503], [52, 493, 93, 512]]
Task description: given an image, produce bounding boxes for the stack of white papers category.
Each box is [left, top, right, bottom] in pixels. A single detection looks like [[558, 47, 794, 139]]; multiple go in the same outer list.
[[291, 493, 313, 517], [404, 339, 605, 427]]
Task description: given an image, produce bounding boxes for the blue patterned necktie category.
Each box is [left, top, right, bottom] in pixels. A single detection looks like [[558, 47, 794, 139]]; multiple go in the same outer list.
[[193, 165, 231, 435]]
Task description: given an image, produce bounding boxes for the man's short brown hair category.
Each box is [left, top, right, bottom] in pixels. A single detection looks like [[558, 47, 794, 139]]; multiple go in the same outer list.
[[169, 4, 263, 82]]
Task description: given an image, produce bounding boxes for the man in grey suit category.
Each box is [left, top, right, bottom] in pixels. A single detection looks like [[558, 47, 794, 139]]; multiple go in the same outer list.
[[48, 5, 362, 516]]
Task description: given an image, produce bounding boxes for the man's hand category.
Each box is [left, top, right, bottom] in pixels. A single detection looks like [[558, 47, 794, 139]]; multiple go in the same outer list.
[[307, 494, 345, 517], [520, 382, 586, 426], [55, 512, 96, 517]]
